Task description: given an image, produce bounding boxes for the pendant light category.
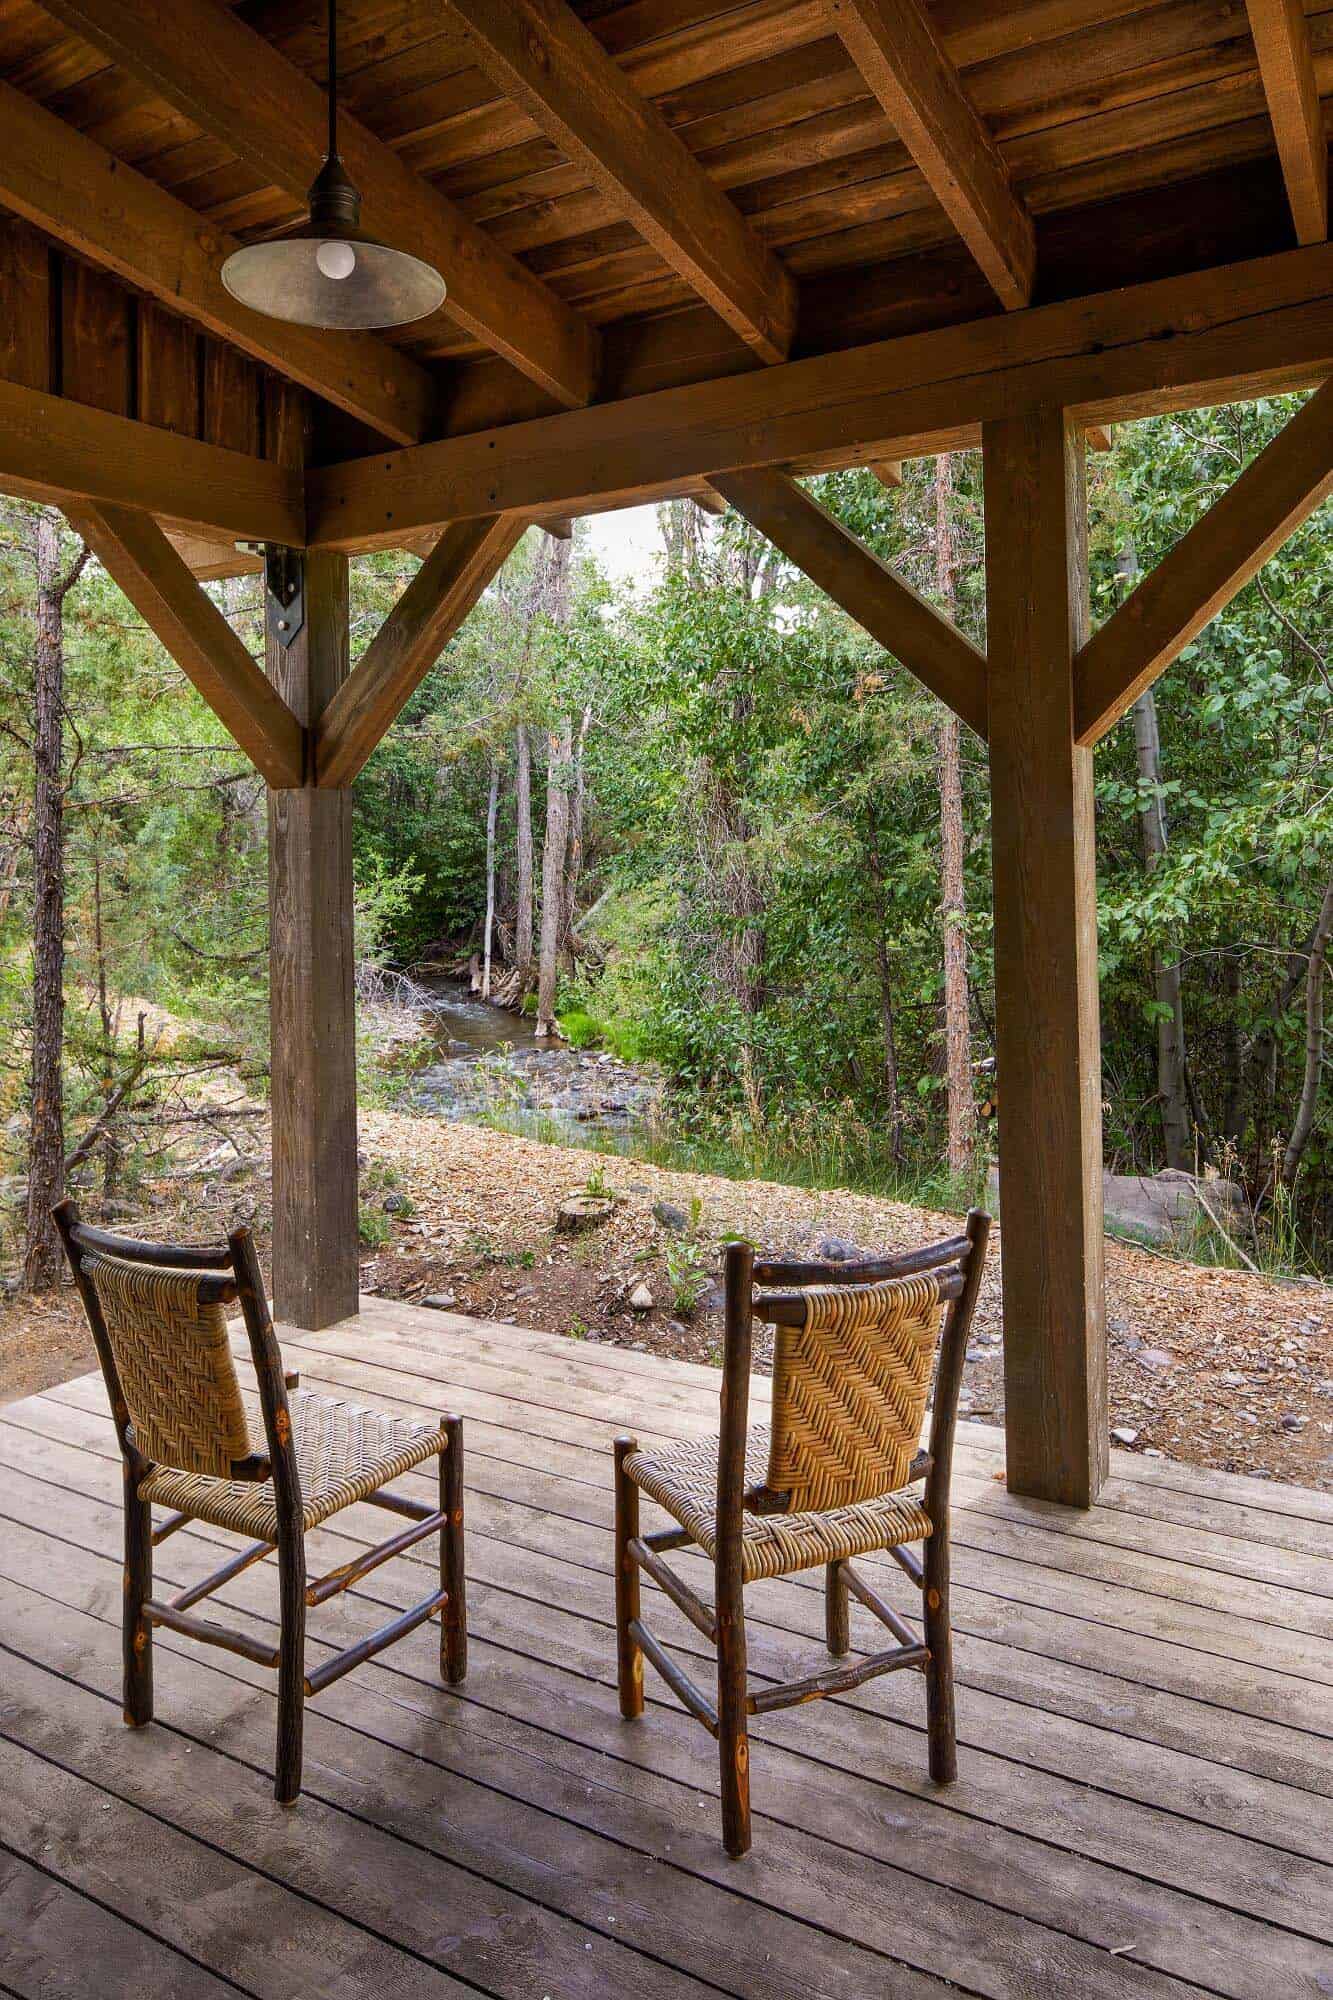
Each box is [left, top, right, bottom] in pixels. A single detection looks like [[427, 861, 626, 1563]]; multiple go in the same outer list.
[[221, 0, 445, 330]]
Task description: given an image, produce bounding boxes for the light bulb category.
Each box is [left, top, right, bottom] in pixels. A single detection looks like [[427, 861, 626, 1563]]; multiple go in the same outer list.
[[316, 239, 357, 281]]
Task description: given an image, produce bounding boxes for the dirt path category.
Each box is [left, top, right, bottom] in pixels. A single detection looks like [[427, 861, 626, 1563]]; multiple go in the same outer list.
[[4, 1108, 1329, 1489]]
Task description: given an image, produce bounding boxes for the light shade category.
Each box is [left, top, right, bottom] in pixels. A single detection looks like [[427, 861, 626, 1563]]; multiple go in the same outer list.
[[220, 154, 445, 331], [221, 231, 447, 330]]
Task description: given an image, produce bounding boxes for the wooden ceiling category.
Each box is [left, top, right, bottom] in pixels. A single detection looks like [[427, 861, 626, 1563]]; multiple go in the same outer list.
[[0, 0, 1327, 456]]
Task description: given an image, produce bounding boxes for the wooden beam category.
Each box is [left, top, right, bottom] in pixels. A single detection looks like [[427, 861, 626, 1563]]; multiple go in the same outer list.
[[306, 246, 1333, 548], [1245, 0, 1329, 243], [0, 79, 435, 447], [74, 506, 305, 788], [317, 516, 526, 788], [870, 460, 903, 488], [984, 407, 1107, 1510], [165, 533, 263, 582], [710, 469, 986, 738], [40, 0, 600, 410], [1075, 376, 1333, 746], [267, 552, 359, 1327], [441, 0, 796, 364], [0, 378, 304, 546], [827, 0, 1035, 310]]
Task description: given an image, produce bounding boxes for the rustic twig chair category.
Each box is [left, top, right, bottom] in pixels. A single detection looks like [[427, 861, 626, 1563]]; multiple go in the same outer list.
[[54, 1199, 467, 1804], [614, 1210, 989, 1856]]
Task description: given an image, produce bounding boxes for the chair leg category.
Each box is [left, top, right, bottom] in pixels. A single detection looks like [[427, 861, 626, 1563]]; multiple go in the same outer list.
[[274, 1527, 306, 1805], [716, 1563, 751, 1858], [923, 1528, 956, 1785], [825, 1560, 849, 1657], [613, 1437, 643, 1720], [441, 1416, 467, 1685], [122, 1463, 153, 1727]]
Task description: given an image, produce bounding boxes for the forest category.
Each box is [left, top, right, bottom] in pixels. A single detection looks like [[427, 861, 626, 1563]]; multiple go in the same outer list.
[[1, 391, 1330, 1291]]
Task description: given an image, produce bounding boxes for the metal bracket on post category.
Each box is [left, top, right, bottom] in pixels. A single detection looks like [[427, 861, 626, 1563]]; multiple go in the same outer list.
[[263, 545, 305, 650]]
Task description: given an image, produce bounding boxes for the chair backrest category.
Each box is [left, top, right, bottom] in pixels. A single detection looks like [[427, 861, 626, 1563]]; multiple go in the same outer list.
[[54, 1203, 284, 1484], [79, 1249, 251, 1476], [717, 1213, 990, 1527], [763, 1270, 942, 1511]]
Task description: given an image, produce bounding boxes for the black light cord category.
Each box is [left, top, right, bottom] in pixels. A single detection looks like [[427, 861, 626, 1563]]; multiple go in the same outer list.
[[327, 0, 338, 162]]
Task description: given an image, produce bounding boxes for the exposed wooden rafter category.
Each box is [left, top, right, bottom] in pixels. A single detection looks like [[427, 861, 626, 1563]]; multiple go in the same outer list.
[[441, 0, 797, 364], [0, 80, 435, 447], [1245, 0, 1329, 244], [306, 248, 1333, 548], [0, 377, 303, 545], [75, 506, 304, 788], [316, 516, 527, 788], [1074, 375, 1333, 746], [38, 0, 600, 409], [711, 468, 987, 739], [166, 534, 263, 582], [826, 0, 1036, 310]]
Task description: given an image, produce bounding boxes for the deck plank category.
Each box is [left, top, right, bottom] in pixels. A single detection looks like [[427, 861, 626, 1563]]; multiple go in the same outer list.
[[0, 1301, 1328, 2000]]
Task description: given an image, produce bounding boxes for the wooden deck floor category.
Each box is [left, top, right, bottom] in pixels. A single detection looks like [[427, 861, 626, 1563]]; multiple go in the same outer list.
[[0, 1297, 1328, 2000]]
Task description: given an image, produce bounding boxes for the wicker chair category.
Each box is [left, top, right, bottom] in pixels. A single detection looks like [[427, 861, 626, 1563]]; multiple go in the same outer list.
[[613, 1211, 989, 1856], [54, 1200, 467, 1804]]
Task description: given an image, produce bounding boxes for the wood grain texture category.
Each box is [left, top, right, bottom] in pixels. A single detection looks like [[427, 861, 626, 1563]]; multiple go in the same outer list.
[[1245, 0, 1329, 242], [38, 0, 600, 408], [3, 1296, 1328, 2000], [1075, 375, 1333, 745], [74, 505, 304, 787], [0, 375, 303, 543], [0, 78, 435, 444], [712, 467, 987, 737], [307, 245, 1333, 545], [316, 515, 526, 787], [267, 552, 360, 1330], [984, 407, 1108, 1509], [441, 0, 797, 363], [827, 0, 1035, 308]]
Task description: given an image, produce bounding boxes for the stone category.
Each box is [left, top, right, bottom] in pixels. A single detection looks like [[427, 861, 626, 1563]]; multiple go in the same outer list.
[[697, 1285, 725, 1314], [1138, 1347, 1174, 1372], [812, 1234, 865, 1263], [1111, 1426, 1139, 1445], [421, 1292, 457, 1311], [652, 1200, 689, 1233], [629, 1282, 654, 1313], [1279, 1412, 1306, 1432]]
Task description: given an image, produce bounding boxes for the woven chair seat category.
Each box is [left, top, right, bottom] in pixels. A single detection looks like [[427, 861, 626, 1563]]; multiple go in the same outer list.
[[624, 1428, 932, 1584], [139, 1390, 445, 1539]]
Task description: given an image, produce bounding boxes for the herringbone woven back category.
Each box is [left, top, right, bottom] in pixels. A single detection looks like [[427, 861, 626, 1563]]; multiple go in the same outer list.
[[82, 1251, 251, 1476], [765, 1272, 941, 1511]]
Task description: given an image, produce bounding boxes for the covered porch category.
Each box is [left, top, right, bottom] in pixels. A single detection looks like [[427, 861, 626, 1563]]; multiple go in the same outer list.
[[0, 1298, 1327, 1998]]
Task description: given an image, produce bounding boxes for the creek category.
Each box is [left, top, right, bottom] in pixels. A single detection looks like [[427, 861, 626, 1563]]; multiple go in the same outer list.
[[405, 978, 660, 1152]]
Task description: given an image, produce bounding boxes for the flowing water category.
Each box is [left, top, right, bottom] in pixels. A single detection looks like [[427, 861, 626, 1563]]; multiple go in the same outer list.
[[406, 979, 659, 1151]]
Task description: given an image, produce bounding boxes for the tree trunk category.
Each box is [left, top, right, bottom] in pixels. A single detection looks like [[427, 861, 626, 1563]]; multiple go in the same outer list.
[[864, 811, 904, 1161], [934, 455, 973, 1175], [24, 511, 87, 1290], [1130, 683, 1193, 1170], [1221, 945, 1246, 1146], [481, 755, 500, 1000], [564, 704, 592, 942], [512, 723, 534, 988], [1281, 876, 1333, 1186], [536, 719, 573, 1036]]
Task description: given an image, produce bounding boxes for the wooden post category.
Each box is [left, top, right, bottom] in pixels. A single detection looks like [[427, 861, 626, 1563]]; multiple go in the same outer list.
[[266, 550, 360, 1328], [983, 407, 1108, 1508]]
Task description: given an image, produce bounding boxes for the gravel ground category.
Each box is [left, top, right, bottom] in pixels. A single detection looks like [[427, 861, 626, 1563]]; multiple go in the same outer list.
[[4, 1106, 1329, 1490]]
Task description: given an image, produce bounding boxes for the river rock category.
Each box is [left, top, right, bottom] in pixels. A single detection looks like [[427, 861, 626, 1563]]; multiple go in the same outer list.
[[629, 1281, 654, 1313], [422, 1293, 457, 1311], [652, 1200, 689, 1233], [813, 1234, 866, 1263]]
